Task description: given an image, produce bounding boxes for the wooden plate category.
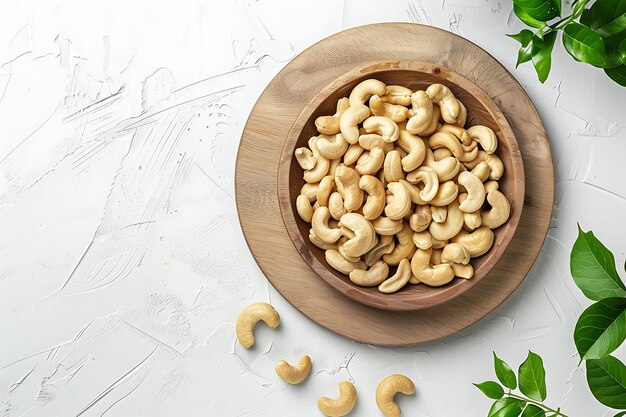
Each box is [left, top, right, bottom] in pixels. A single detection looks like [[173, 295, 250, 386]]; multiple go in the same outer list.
[[277, 60, 525, 311], [235, 23, 553, 346]]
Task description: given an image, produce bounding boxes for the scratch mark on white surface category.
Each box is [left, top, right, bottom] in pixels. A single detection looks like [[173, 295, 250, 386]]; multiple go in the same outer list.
[[544, 288, 566, 324]]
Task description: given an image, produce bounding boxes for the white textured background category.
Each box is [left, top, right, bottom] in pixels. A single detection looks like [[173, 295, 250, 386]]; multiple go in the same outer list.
[[1, 1, 625, 416]]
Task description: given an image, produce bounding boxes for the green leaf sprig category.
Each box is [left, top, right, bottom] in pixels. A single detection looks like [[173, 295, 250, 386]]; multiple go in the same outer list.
[[475, 352, 566, 416], [509, 0, 626, 86]]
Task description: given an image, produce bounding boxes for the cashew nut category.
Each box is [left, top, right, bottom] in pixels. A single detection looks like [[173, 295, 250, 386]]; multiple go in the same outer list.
[[439, 124, 471, 145], [471, 161, 490, 182], [328, 158, 341, 177], [383, 150, 405, 183], [349, 79, 386, 106], [433, 147, 453, 161], [458, 141, 479, 162], [431, 236, 448, 249], [304, 139, 330, 183], [399, 179, 426, 205], [396, 130, 426, 172], [383, 223, 416, 265], [337, 237, 362, 262], [363, 235, 395, 266], [379, 258, 411, 293], [360, 175, 386, 220], [370, 95, 409, 122], [429, 180, 459, 207], [467, 125, 497, 154], [451, 262, 474, 279], [312, 207, 342, 243], [363, 116, 400, 143], [405, 166, 439, 202], [309, 229, 337, 251], [381, 85, 413, 106], [295, 147, 316, 170], [301, 182, 319, 202], [421, 103, 441, 136], [339, 213, 377, 257], [485, 153, 504, 180], [376, 374, 416, 417], [371, 216, 403, 236], [429, 131, 463, 159], [355, 147, 385, 175], [358, 133, 394, 153], [328, 192, 347, 220], [236, 302, 280, 349], [457, 171, 486, 213], [315, 97, 350, 135], [455, 99, 467, 127], [405, 90, 433, 135], [409, 205, 432, 232], [441, 242, 470, 265], [459, 193, 482, 231], [340, 104, 370, 144], [481, 189, 510, 229], [325, 249, 366, 275], [318, 381, 357, 417], [429, 199, 463, 241], [431, 205, 447, 223], [484, 180, 499, 194], [275, 355, 312, 384], [317, 175, 335, 207], [384, 182, 412, 220], [317, 133, 349, 160], [296, 194, 314, 223], [423, 146, 460, 182], [451, 227, 495, 257], [343, 143, 365, 165], [426, 84, 459, 124], [412, 230, 433, 249], [410, 249, 455, 286], [335, 165, 363, 212], [350, 260, 389, 286]]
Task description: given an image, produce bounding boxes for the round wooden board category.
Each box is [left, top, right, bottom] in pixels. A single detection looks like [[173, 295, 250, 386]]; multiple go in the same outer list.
[[235, 23, 554, 346]]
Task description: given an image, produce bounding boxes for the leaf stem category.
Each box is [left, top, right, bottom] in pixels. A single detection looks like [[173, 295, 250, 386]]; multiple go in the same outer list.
[[507, 393, 569, 416]]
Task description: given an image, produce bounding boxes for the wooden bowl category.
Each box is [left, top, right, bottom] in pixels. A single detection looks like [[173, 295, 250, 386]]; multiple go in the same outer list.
[[277, 60, 524, 311]]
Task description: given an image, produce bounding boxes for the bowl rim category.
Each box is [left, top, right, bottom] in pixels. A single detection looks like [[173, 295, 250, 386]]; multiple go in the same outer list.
[[277, 59, 525, 311]]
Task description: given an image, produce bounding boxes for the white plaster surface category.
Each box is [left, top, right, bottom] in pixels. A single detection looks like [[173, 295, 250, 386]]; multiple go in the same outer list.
[[1, 1, 625, 416]]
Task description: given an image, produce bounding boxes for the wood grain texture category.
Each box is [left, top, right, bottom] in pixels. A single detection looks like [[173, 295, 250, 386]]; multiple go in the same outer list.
[[235, 23, 554, 346], [277, 60, 525, 311]]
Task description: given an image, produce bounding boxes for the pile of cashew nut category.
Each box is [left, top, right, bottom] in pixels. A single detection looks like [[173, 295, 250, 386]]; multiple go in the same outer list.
[[295, 79, 511, 292], [236, 301, 415, 416]]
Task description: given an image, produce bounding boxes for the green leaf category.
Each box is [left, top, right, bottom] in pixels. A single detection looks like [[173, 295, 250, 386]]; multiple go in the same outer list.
[[475, 381, 505, 399], [488, 397, 526, 417], [509, 29, 535, 47], [517, 43, 534, 66], [605, 65, 626, 85], [531, 31, 557, 83], [605, 31, 626, 65], [574, 297, 626, 360], [613, 412, 626, 417], [514, 4, 548, 28], [494, 352, 518, 390], [562, 22, 621, 68], [521, 404, 546, 417], [518, 351, 547, 401], [587, 356, 626, 409], [513, 0, 561, 22], [570, 225, 626, 301], [580, 0, 626, 36]]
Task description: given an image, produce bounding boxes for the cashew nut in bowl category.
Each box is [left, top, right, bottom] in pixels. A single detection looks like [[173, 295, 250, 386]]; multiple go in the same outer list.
[[485, 153, 504, 180], [318, 381, 357, 417], [316, 133, 349, 159], [441, 242, 470, 265], [315, 97, 350, 135], [335, 165, 363, 212], [300, 182, 319, 202], [328, 158, 341, 177], [355, 147, 385, 175], [481, 189, 510, 229], [433, 147, 453, 161], [358, 133, 394, 153], [339, 213, 377, 257], [296, 194, 314, 223], [340, 104, 370, 144], [412, 230, 433, 249], [451, 262, 474, 279], [457, 171, 486, 213], [371, 216, 403, 236], [406, 91, 433, 135], [312, 207, 342, 243], [458, 141, 479, 162], [451, 227, 495, 257], [325, 249, 366, 275], [317, 175, 335, 207], [426, 84, 460, 124], [431, 236, 448, 249], [384, 182, 412, 220], [431, 206, 447, 223], [350, 260, 390, 286], [409, 205, 432, 232], [384, 150, 405, 182], [459, 194, 482, 231], [382, 85, 413, 106], [399, 179, 426, 205], [370, 95, 409, 122], [359, 175, 386, 220], [484, 180, 499, 194], [275, 355, 312, 384], [343, 143, 364, 165], [411, 249, 455, 286], [376, 374, 416, 417], [396, 130, 426, 172], [421, 103, 442, 136], [338, 237, 363, 263], [429, 131, 463, 159], [309, 229, 338, 251], [383, 223, 416, 265], [329, 192, 347, 220], [363, 116, 400, 143], [405, 166, 439, 202], [471, 161, 491, 182], [303, 156, 330, 183], [455, 99, 467, 127], [364, 235, 395, 266], [439, 123, 471, 145], [349, 78, 386, 106], [423, 146, 460, 182], [429, 199, 464, 241], [379, 258, 412, 293], [467, 125, 497, 154], [236, 302, 280, 349], [295, 147, 316, 170], [429, 180, 459, 207]]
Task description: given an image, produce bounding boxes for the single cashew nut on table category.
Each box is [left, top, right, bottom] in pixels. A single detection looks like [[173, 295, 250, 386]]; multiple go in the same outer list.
[[379, 258, 412, 293], [451, 227, 495, 257], [406, 90, 433, 135], [340, 104, 370, 144], [318, 381, 357, 417], [236, 302, 280, 349], [457, 171, 486, 213], [411, 249, 455, 286], [382, 85, 413, 105], [441, 242, 471, 265], [383, 223, 416, 265], [481, 189, 510, 229], [396, 130, 426, 172], [426, 83, 460, 124], [359, 175, 386, 220], [384, 182, 412, 220], [296, 194, 314, 223], [316, 133, 349, 160], [350, 260, 390, 286], [275, 355, 312, 384], [312, 207, 342, 243], [349, 78, 386, 106], [467, 125, 497, 154], [315, 97, 350, 135], [338, 213, 377, 257], [369, 95, 409, 122], [376, 374, 416, 417]]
